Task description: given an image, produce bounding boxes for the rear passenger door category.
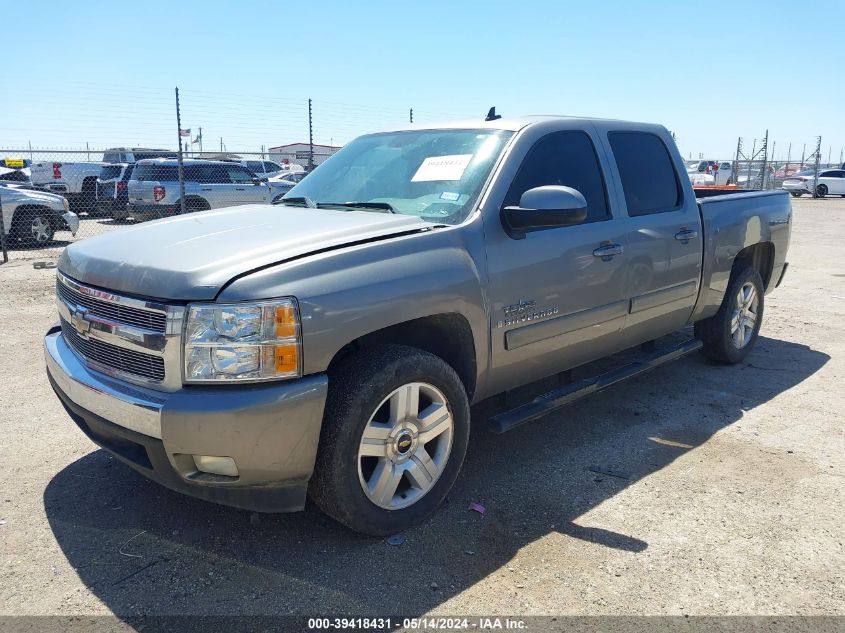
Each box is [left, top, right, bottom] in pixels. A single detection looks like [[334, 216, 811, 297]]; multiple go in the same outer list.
[[602, 130, 702, 348]]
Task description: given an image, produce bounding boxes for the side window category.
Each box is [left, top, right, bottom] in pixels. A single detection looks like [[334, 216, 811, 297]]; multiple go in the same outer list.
[[245, 161, 265, 173], [103, 152, 120, 163], [503, 130, 610, 223], [608, 132, 682, 216], [227, 167, 255, 183], [264, 161, 282, 173]]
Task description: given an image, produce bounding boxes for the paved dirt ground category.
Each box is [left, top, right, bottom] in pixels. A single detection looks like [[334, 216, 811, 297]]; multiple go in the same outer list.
[[0, 196, 843, 621]]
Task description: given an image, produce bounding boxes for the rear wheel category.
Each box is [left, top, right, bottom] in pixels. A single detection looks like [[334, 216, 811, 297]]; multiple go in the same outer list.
[[13, 208, 55, 246], [816, 184, 828, 197], [694, 266, 764, 364], [790, 191, 802, 198], [310, 344, 470, 535], [185, 199, 210, 214]]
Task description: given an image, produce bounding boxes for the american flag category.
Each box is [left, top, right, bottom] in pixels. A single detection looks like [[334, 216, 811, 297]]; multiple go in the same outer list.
[[179, 128, 191, 137]]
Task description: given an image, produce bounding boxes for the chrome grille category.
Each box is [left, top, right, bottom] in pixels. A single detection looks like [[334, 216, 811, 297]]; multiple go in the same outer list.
[[57, 280, 166, 332], [61, 317, 165, 381]]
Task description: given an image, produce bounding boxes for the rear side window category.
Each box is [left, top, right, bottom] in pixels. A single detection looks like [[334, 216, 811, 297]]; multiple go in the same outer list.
[[609, 132, 682, 216], [103, 152, 121, 163], [99, 165, 123, 180], [228, 166, 255, 183], [264, 161, 283, 172], [245, 161, 265, 173], [504, 130, 610, 223], [184, 164, 229, 183], [133, 164, 179, 181]]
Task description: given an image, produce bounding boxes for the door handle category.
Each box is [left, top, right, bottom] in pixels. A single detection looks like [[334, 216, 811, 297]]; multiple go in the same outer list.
[[674, 228, 699, 242], [593, 243, 624, 259]]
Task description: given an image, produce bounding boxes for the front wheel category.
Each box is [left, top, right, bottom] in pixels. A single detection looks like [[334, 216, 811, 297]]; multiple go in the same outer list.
[[14, 209, 55, 246], [694, 266, 764, 363], [310, 345, 470, 535], [816, 184, 828, 197]]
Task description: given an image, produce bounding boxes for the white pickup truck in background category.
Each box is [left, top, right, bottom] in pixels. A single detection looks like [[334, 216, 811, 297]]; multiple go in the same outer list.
[[30, 160, 104, 212]]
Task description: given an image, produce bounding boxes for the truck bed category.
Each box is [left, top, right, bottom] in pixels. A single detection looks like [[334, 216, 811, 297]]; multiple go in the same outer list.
[[692, 189, 791, 322]]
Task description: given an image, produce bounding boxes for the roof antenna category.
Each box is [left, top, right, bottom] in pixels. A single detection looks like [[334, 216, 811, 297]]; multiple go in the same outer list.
[[485, 107, 502, 122]]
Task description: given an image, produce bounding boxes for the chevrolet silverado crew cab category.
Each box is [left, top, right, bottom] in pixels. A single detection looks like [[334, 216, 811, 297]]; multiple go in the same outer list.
[[44, 116, 791, 535]]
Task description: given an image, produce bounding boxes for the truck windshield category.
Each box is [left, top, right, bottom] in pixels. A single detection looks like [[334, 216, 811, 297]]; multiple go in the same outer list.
[[283, 129, 513, 225]]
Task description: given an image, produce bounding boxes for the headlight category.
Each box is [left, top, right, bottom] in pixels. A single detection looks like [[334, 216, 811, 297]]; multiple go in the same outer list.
[[183, 299, 301, 383], [62, 197, 70, 212]]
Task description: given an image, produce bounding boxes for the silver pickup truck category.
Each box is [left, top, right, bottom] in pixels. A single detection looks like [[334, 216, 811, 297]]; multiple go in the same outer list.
[[44, 116, 791, 535]]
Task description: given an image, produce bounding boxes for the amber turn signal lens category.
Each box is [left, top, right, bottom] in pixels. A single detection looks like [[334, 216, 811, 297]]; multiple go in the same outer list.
[[274, 305, 297, 338], [274, 344, 298, 374]]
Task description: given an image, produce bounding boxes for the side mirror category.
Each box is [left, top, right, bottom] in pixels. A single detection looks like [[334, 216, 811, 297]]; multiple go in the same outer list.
[[253, 176, 268, 184], [502, 186, 588, 239]]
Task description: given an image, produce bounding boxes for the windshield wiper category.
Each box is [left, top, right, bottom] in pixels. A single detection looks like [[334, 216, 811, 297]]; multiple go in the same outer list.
[[276, 196, 316, 208], [318, 201, 397, 214]]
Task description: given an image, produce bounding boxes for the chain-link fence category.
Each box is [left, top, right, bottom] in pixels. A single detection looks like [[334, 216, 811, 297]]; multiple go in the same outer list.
[[2, 95, 843, 263], [0, 87, 463, 261]]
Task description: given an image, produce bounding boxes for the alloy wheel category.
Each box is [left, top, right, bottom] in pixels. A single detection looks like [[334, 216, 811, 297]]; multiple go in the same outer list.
[[357, 382, 454, 510], [730, 282, 759, 349], [30, 216, 52, 243]]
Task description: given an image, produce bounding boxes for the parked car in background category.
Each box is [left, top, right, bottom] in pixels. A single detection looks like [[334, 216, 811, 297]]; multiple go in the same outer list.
[[0, 166, 32, 184], [95, 163, 134, 218], [781, 169, 817, 197], [102, 148, 178, 163], [124, 159, 292, 221], [686, 159, 732, 185], [267, 170, 309, 201], [30, 160, 104, 212], [0, 183, 79, 246], [736, 168, 774, 189], [809, 169, 845, 197], [774, 164, 805, 179], [688, 172, 715, 186], [239, 159, 288, 179]]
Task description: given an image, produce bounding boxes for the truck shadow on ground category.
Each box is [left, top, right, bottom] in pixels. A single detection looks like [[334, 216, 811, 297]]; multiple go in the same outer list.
[[43, 335, 828, 621]]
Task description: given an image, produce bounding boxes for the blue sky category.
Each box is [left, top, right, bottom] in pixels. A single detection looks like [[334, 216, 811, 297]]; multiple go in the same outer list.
[[2, 0, 843, 162]]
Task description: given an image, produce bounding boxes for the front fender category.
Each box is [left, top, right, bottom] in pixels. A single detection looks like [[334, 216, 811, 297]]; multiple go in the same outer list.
[[217, 223, 490, 396]]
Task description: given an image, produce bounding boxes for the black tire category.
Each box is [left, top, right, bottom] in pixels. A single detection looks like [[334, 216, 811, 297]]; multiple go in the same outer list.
[[694, 266, 764, 364], [790, 192, 802, 198], [185, 200, 210, 214], [310, 344, 470, 535], [816, 184, 828, 197], [12, 208, 55, 246]]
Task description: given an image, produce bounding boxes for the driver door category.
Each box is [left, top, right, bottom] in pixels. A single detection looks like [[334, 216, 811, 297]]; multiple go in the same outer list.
[[482, 125, 629, 395]]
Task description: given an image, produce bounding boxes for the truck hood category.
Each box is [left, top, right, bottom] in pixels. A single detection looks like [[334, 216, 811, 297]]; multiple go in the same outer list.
[[58, 204, 432, 300]]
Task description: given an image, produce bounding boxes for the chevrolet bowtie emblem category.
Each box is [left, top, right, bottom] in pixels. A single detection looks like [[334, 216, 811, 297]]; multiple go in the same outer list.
[[71, 306, 92, 337]]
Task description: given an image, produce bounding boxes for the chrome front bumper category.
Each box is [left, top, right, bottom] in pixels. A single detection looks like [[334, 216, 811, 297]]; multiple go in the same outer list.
[[45, 326, 164, 438], [45, 327, 330, 512]]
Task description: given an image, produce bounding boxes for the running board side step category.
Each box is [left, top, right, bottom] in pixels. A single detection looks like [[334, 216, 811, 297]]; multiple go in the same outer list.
[[489, 338, 703, 434]]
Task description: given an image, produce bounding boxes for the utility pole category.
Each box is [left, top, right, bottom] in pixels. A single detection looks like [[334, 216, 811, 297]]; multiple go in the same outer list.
[[175, 87, 186, 215], [785, 142, 791, 177], [800, 144, 806, 169], [410, 108, 414, 124], [733, 137, 742, 185], [308, 98, 314, 172], [747, 139, 756, 189], [28, 140, 33, 163], [812, 136, 822, 198]]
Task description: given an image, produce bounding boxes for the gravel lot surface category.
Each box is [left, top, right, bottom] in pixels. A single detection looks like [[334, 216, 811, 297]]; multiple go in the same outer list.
[[0, 197, 843, 620]]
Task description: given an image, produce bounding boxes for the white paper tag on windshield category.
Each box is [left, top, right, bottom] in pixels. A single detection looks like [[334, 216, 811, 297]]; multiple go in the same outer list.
[[411, 154, 473, 182]]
